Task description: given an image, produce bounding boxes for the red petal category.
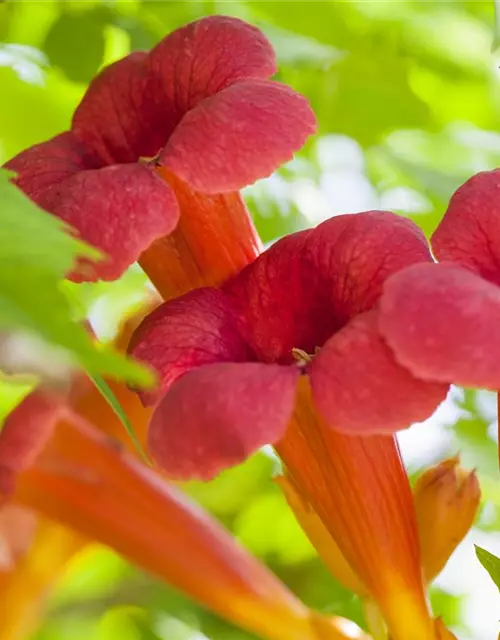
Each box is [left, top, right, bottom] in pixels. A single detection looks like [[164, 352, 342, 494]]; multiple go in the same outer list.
[[5, 132, 99, 209], [306, 211, 432, 322], [147, 15, 277, 116], [72, 16, 277, 167], [0, 390, 63, 500], [224, 228, 327, 363], [432, 170, 500, 286], [7, 139, 179, 282], [223, 211, 431, 363], [72, 52, 170, 166], [128, 288, 250, 406], [380, 262, 500, 389], [310, 310, 448, 434], [149, 362, 299, 480], [160, 79, 316, 192], [53, 163, 179, 281]]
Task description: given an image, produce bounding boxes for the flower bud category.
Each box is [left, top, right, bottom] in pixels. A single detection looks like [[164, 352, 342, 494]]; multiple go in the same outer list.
[[413, 456, 480, 583]]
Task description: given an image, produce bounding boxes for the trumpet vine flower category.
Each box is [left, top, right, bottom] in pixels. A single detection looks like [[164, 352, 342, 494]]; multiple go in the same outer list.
[[127, 210, 469, 640], [129, 210, 448, 479], [6, 16, 315, 298], [380, 170, 500, 404]]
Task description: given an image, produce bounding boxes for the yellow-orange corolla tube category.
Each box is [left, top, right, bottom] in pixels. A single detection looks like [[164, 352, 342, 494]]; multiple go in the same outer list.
[[276, 377, 436, 640], [279, 456, 480, 596], [139, 168, 262, 301]]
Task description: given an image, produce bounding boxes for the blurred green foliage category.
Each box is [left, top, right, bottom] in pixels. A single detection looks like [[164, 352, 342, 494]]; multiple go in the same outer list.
[[0, 1, 499, 639], [0, 170, 152, 387]]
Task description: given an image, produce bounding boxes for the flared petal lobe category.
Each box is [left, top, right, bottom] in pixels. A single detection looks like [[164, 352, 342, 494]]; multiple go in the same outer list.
[[380, 262, 500, 389], [128, 288, 251, 405], [5, 132, 99, 202], [147, 15, 277, 115], [0, 389, 63, 500], [51, 163, 180, 281], [149, 362, 299, 480], [160, 80, 317, 192], [7, 139, 180, 281], [310, 310, 448, 434], [432, 169, 500, 286], [305, 211, 432, 322], [72, 52, 162, 166], [13, 417, 318, 640]]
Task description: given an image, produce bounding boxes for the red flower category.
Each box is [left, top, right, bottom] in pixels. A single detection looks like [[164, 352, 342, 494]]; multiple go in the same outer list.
[[129, 211, 449, 480], [6, 16, 315, 282], [379, 169, 500, 391]]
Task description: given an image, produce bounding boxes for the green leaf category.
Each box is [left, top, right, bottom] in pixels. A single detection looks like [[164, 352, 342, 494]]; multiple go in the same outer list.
[[90, 372, 151, 465], [0, 169, 152, 388], [475, 546, 500, 591]]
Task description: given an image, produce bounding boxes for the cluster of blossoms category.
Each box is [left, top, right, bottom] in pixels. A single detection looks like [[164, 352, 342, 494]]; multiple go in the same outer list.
[[0, 13, 493, 640]]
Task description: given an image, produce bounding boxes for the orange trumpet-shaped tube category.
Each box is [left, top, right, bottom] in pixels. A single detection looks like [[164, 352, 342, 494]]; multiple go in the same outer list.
[[276, 378, 436, 640], [11, 411, 353, 640], [279, 457, 480, 595], [139, 169, 261, 302]]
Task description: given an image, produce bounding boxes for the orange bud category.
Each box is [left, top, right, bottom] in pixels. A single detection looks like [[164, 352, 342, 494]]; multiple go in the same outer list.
[[414, 456, 480, 583], [276, 475, 367, 597]]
